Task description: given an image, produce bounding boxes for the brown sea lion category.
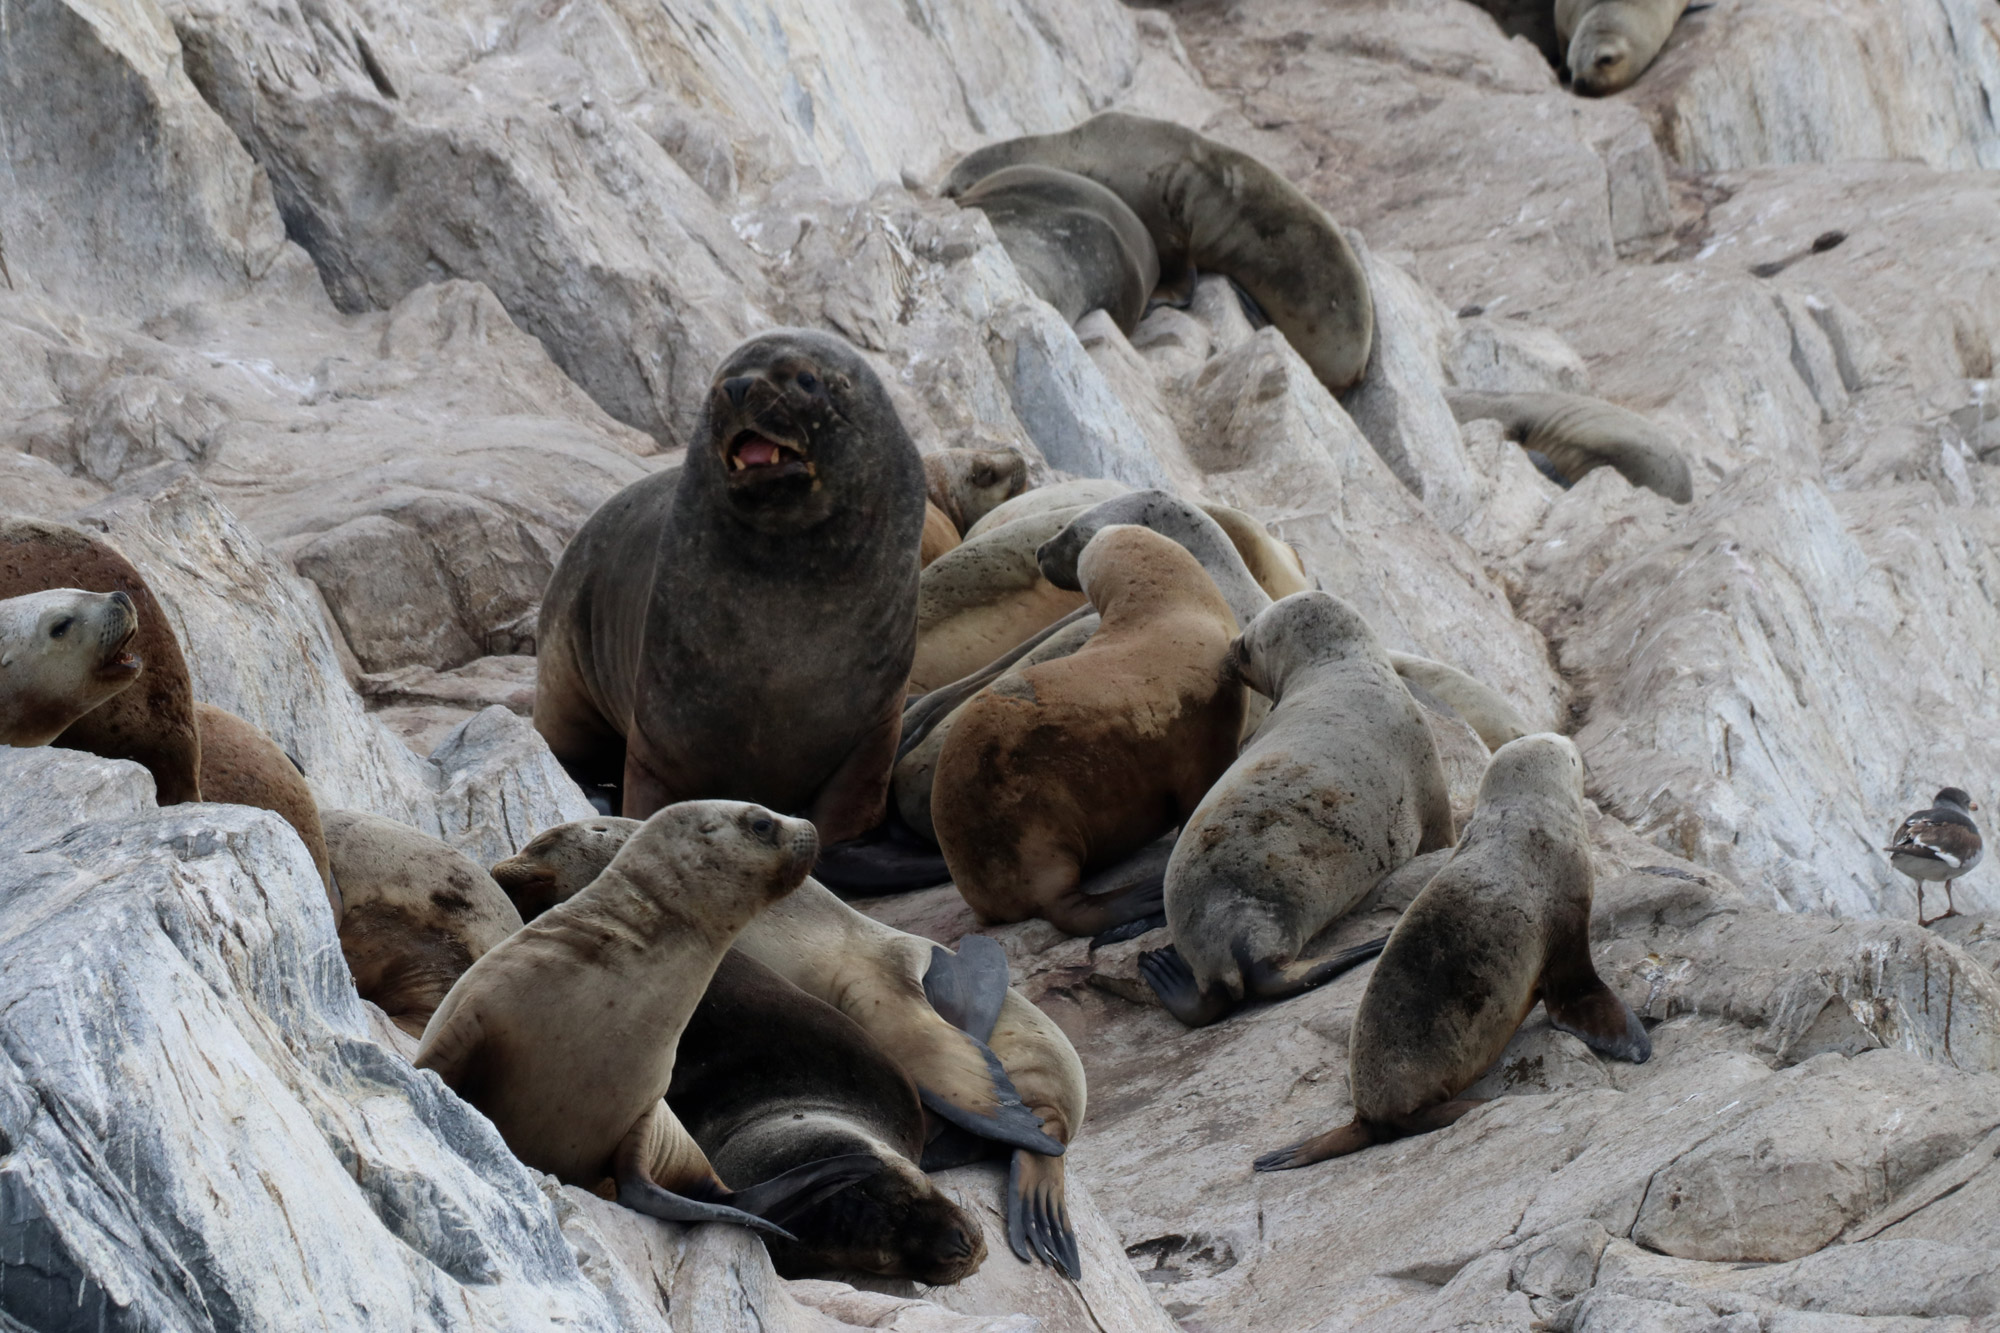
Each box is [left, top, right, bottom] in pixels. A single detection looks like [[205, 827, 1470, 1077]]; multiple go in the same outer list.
[[1556, 0, 1690, 95], [1256, 735, 1651, 1171], [492, 819, 1089, 1275], [923, 448, 1031, 536], [0, 518, 200, 801], [1142, 592, 1454, 1027], [669, 950, 987, 1283], [327, 809, 523, 1035], [954, 165, 1161, 332], [0, 589, 142, 746], [932, 525, 1244, 935], [417, 800, 877, 1233], [911, 508, 1092, 694], [1447, 390, 1693, 502], [943, 113, 1374, 392], [534, 330, 926, 840], [195, 703, 334, 907]]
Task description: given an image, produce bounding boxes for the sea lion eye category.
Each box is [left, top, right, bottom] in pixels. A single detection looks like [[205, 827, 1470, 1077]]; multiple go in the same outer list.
[[49, 617, 72, 639], [751, 816, 776, 837], [795, 370, 821, 393]]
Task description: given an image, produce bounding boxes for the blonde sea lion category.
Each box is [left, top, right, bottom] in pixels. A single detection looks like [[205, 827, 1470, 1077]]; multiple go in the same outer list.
[[943, 112, 1374, 393], [535, 330, 926, 840], [955, 165, 1162, 332], [962, 478, 1130, 541], [493, 820, 1089, 1275], [0, 589, 141, 745], [932, 525, 1244, 935], [1256, 735, 1651, 1170], [1141, 592, 1454, 1027], [417, 800, 876, 1233], [1556, 0, 1690, 95], [911, 508, 1092, 694], [923, 448, 1031, 536], [327, 809, 524, 1035], [194, 703, 334, 907], [921, 502, 963, 568], [1447, 390, 1693, 502], [0, 518, 200, 801]]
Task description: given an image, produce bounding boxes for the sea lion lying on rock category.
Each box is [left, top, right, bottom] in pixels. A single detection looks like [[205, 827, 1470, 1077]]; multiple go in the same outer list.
[[954, 165, 1162, 332], [1256, 735, 1651, 1170], [1557, 0, 1689, 95], [0, 589, 142, 746], [924, 448, 1031, 537], [944, 112, 1374, 392], [535, 330, 926, 840], [1142, 592, 1455, 1027], [1446, 390, 1693, 503]]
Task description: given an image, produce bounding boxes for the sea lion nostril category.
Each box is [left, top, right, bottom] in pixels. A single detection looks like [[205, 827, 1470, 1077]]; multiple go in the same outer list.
[[721, 375, 755, 407]]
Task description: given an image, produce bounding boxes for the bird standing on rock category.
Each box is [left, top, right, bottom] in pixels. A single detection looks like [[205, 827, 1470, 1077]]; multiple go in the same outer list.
[[1886, 788, 1983, 926]]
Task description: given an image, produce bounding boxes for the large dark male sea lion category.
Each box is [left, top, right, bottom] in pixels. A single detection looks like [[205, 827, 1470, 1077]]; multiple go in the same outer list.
[[1256, 735, 1651, 1171], [0, 518, 200, 801], [0, 589, 142, 746], [534, 330, 926, 840], [943, 113, 1374, 392]]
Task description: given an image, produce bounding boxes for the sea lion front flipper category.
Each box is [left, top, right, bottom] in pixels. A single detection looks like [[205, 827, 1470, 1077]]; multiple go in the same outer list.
[[1137, 944, 1235, 1028], [725, 1153, 887, 1226], [1543, 975, 1652, 1064], [1244, 935, 1390, 1000], [814, 831, 953, 896], [923, 935, 1011, 1044], [1007, 1150, 1081, 1280], [1253, 1117, 1378, 1172], [613, 1104, 798, 1240], [918, 1034, 1066, 1157]]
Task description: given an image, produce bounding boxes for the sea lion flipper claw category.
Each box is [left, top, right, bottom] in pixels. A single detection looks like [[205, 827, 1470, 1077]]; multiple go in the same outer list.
[[1006, 1150, 1081, 1279], [1138, 945, 1234, 1028], [923, 936, 1011, 1043], [724, 1152, 886, 1225], [917, 1034, 1065, 1156]]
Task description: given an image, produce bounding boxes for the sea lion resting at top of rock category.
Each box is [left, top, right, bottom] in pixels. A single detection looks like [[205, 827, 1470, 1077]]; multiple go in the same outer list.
[[417, 800, 878, 1235], [0, 588, 142, 746], [492, 819, 1090, 1277], [1557, 0, 1689, 95], [932, 525, 1245, 937], [920, 447, 1032, 568], [534, 329, 927, 840], [1447, 390, 1693, 503], [954, 165, 1162, 333], [0, 518, 201, 801], [943, 112, 1374, 393], [1141, 591, 1456, 1028], [195, 703, 335, 908], [1256, 735, 1652, 1172]]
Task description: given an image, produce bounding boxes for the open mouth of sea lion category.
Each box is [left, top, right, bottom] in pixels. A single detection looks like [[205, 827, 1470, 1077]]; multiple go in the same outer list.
[[724, 430, 813, 481], [96, 622, 142, 681]]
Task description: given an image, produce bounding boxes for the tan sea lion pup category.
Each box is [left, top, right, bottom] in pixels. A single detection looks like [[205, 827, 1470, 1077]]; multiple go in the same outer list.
[[194, 703, 334, 906], [0, 519, 201, 801], [911, 508, 1092, 693], [1447, 390, 1693, 503], [1256, 735, 1652, 1171], [417, 800, 877, 1233], [943, 112, 1374, 393], [493, 820, 1090, 1276], [932, 525, 1245, 935], [0, 589, 142, 746], [1142, 592, 1455, 1028], [1557, 0, 1690, 95], [954, 165, 1162, 332], [328, 810, 524, 1035]]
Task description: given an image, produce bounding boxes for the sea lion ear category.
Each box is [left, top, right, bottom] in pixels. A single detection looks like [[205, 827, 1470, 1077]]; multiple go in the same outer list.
[[1220, 635, 1249, 684]]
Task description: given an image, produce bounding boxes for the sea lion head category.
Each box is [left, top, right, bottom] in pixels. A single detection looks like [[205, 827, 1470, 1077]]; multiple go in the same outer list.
[[1073, 523, 1232, 631], [1479, 733, 1586, 807], [699, 329, 907, 532], [1041, 490, 1269, 626], [781, 1155, 987, 1284], [0, 588, 143, 746], [924, 447, 1029, 532], [603, 800, 818, 937], [491, 816, 640, 920], [1227, 590, 1382, 700], [1567, 13, 1640, 95]]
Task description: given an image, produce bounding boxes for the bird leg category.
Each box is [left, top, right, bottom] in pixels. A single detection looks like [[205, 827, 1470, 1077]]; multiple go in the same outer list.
[[1919, 879, 1962, 928]]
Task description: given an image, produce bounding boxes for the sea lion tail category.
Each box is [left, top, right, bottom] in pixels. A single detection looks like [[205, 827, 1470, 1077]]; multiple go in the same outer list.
[[1007, 1150, 1081, 1280], [1254, 1118, 1377, 1172]]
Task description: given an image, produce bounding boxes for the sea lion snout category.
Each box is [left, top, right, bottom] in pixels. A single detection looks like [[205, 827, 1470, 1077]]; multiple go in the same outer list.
[[708, 353, 845, 495]]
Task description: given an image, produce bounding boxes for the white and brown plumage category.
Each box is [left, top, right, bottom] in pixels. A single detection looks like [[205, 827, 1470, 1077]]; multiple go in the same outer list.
[[1885, 788, 1983, 926]]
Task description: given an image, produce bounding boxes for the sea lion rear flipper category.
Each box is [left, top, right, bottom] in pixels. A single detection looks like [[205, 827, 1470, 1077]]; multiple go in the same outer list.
[[1137, 945, 1235, 1028], [1007, 1150, 1081, 1280], [916, 1032, 1065, 1156], [1089, 912, 1166, 949], [725, 1153, 887, 1226], [1543, 976, 1652, 1064], [1253, 1117, 1378, 1172], [814, 831, 952, 896], [923, 936, 1011, 1044], [1244, 935, 1390, 1000]]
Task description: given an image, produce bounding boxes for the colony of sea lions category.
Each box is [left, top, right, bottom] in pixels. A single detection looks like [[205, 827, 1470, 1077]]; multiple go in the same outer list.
[[10, 99, 1896, 1304]]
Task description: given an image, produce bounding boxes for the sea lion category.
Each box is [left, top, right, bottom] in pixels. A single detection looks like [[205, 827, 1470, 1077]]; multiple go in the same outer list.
[[490, 816, 638, 920], [417, 801, 875, 1233], [0, 589, 142, 745], [911, 508, 1092, 694], [1381, 654, 1531, 752], [1556, 0, 1689, 95], [0, 518, 200, 801], [1447, 390, 1693, 503], [921, 502, 963, 568], [1201, 504, 1311, 600], [492, 819, 1090, 1275], [962, 478, 1131, 541], [932, 525, 1245, 935], [328, 809, 524, 1035], [955, 165, 1162, 332], [195, 703, 334, 908], [1140, 592, 1454, 1027], [534, 330, 927, 840], [669, 950, 986, 1283], [1255, 735, 1652, 1171], [943, 113, 1374, 393], [923, 448, 1031, 536]]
